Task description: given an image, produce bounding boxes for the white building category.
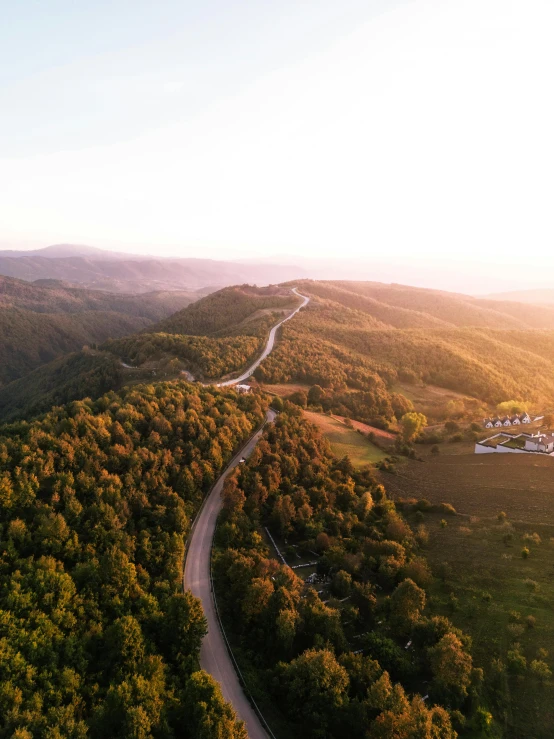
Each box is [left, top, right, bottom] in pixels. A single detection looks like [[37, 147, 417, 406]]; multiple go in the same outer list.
[[524, 434, 554, 453]]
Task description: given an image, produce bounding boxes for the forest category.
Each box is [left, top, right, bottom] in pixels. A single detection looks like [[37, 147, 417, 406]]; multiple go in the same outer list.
[[213, 405, 488, 737], [154, 284, 298, 337], [103, 333, 263, 381], [0, 276, 197, 387], [0, 380, 266, 738], [257, 285, 554, 407]]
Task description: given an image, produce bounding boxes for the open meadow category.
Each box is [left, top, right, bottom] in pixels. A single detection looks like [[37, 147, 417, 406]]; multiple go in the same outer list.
[[381, 442, 554, 523], [303, 410, 388, 466], [386, 442, 554, 737], [400, 507, 554, 738]]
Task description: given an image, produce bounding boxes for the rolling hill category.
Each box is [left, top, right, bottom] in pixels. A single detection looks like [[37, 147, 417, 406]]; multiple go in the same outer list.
[[0, 245, 307, 293], [8, 278, 554, 425], [0, 275, 199, 386]]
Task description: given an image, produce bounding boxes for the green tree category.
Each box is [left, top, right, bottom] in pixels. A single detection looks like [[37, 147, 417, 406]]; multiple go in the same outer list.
[[183, 671, 248, 739], [390, 578, 426, 632], [400, 412, 427, 442], [278, 648, 349, 730], [428, 633, 473, 700]]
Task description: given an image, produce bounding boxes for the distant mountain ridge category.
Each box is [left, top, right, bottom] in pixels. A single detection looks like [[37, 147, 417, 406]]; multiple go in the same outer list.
[[483, 288, 554, 305], [0, 244, 308, 293]]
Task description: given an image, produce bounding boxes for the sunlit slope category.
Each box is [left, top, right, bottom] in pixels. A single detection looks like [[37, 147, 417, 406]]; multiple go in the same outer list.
[[152, 284, 299, 336], [295, 279, 554, 329], [258, 283, 554, 405]]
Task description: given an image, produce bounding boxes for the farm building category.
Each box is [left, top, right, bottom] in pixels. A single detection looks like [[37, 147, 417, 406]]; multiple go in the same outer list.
[[525, 434, 554, 453], [476, 431, 554, 456], [236, 384, 252, 394], [483, 413, 532, 428]]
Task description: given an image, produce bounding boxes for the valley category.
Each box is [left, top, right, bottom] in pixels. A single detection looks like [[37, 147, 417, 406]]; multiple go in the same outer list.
[[2, 275, 554, 738]]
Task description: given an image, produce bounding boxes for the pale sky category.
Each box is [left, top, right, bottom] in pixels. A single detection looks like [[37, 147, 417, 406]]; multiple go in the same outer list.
[[2, 0, 554, 290]]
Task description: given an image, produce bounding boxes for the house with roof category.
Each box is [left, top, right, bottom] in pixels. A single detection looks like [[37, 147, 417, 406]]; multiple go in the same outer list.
[[484, 418, 494, 428], [502, 416, 512, 427], [511, 415, 521, 425], [475, 431, 554, 456], [521, 412, 531, 424], [492, 417, 503, 428], [524, 433, 554, 453]]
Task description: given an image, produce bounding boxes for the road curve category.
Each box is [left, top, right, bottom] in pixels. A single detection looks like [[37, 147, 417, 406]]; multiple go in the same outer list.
[[216, 287, 310, 387], [183, 409, 277, 739]]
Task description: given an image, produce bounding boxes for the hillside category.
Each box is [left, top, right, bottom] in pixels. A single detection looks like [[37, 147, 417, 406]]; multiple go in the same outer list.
[[0, 351, 123, 422], [11, 278, 554, 427], [0, 274, 198, 317], [153, 284, 300, 336], [0, 247, 307, 293], [253, 280, 554, 406], [0, 276, 199, 386], [298, 280, 554, 329]]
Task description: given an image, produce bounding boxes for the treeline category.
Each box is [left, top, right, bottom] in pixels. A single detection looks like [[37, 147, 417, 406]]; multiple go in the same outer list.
[[0, 351, 124, 423], [257, 297, 554, 406], [0, 276, 200, 386], [0, 308, 152, 386], [0, 381, 266, 738], [213, 407, 490, 737], [154, 285, 297, 337], [0, 275, 196, 320], [104, 332, 262, 380]]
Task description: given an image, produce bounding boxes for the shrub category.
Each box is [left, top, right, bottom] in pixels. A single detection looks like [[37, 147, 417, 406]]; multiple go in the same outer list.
[[497, 511, 507, 522], [440, 519, 447, 528], [507, 623, 525, 639], [415, 499, 432, 511], [524, 578, 539, 592], [507, 645, 527, 674], [521, 547, 530, 559], [530, 659, 552, 682], [430, 444, 440, 455], [526, 615, 537, 629], [415, 524, 429, 548], [436, 502, 456, 515]]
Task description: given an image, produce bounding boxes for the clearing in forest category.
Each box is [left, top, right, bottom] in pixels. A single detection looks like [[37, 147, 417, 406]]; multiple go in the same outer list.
[[303, 410, 387, 466]]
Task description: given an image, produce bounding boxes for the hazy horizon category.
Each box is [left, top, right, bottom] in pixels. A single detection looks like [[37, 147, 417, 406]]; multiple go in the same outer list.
[[2, 0, 554, 294]]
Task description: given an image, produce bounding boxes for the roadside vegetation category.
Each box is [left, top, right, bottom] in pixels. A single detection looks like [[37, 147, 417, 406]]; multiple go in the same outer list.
[[213, 406, 488, 737], [0, 381, 266, 738]]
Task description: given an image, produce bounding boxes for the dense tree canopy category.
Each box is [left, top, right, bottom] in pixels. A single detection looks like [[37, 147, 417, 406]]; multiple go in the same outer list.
[[213, 406, 485, 737], [0, 381, 265, 738]]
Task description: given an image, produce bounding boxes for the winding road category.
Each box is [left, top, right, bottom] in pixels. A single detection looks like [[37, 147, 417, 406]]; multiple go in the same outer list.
[[183, 288, 309, 738], [217, 287, 310, 387]]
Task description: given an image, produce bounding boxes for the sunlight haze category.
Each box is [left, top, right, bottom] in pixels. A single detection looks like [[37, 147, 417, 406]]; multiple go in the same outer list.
[[2, 0, 553, 291]]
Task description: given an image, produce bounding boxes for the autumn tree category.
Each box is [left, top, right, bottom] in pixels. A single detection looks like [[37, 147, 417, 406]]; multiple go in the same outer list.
[[400, 412, 427, 442]]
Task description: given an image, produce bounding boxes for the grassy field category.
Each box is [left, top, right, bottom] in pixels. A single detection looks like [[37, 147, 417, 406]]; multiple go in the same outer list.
[[393, 381, 480, 419], [380, 441, 554, 523], [384, 441, 554, 737], [303, 410, 388, 467], [402, 508, 554, 738]]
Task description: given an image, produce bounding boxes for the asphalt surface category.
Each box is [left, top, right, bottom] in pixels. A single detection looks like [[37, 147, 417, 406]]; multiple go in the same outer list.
[[183, 409, 277, 739], [217, 287, 310, 387]]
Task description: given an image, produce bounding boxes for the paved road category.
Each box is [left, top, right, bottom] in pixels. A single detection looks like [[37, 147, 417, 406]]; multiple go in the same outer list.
[[217, 287, 310, 387], [183, 409, 277, 739]]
